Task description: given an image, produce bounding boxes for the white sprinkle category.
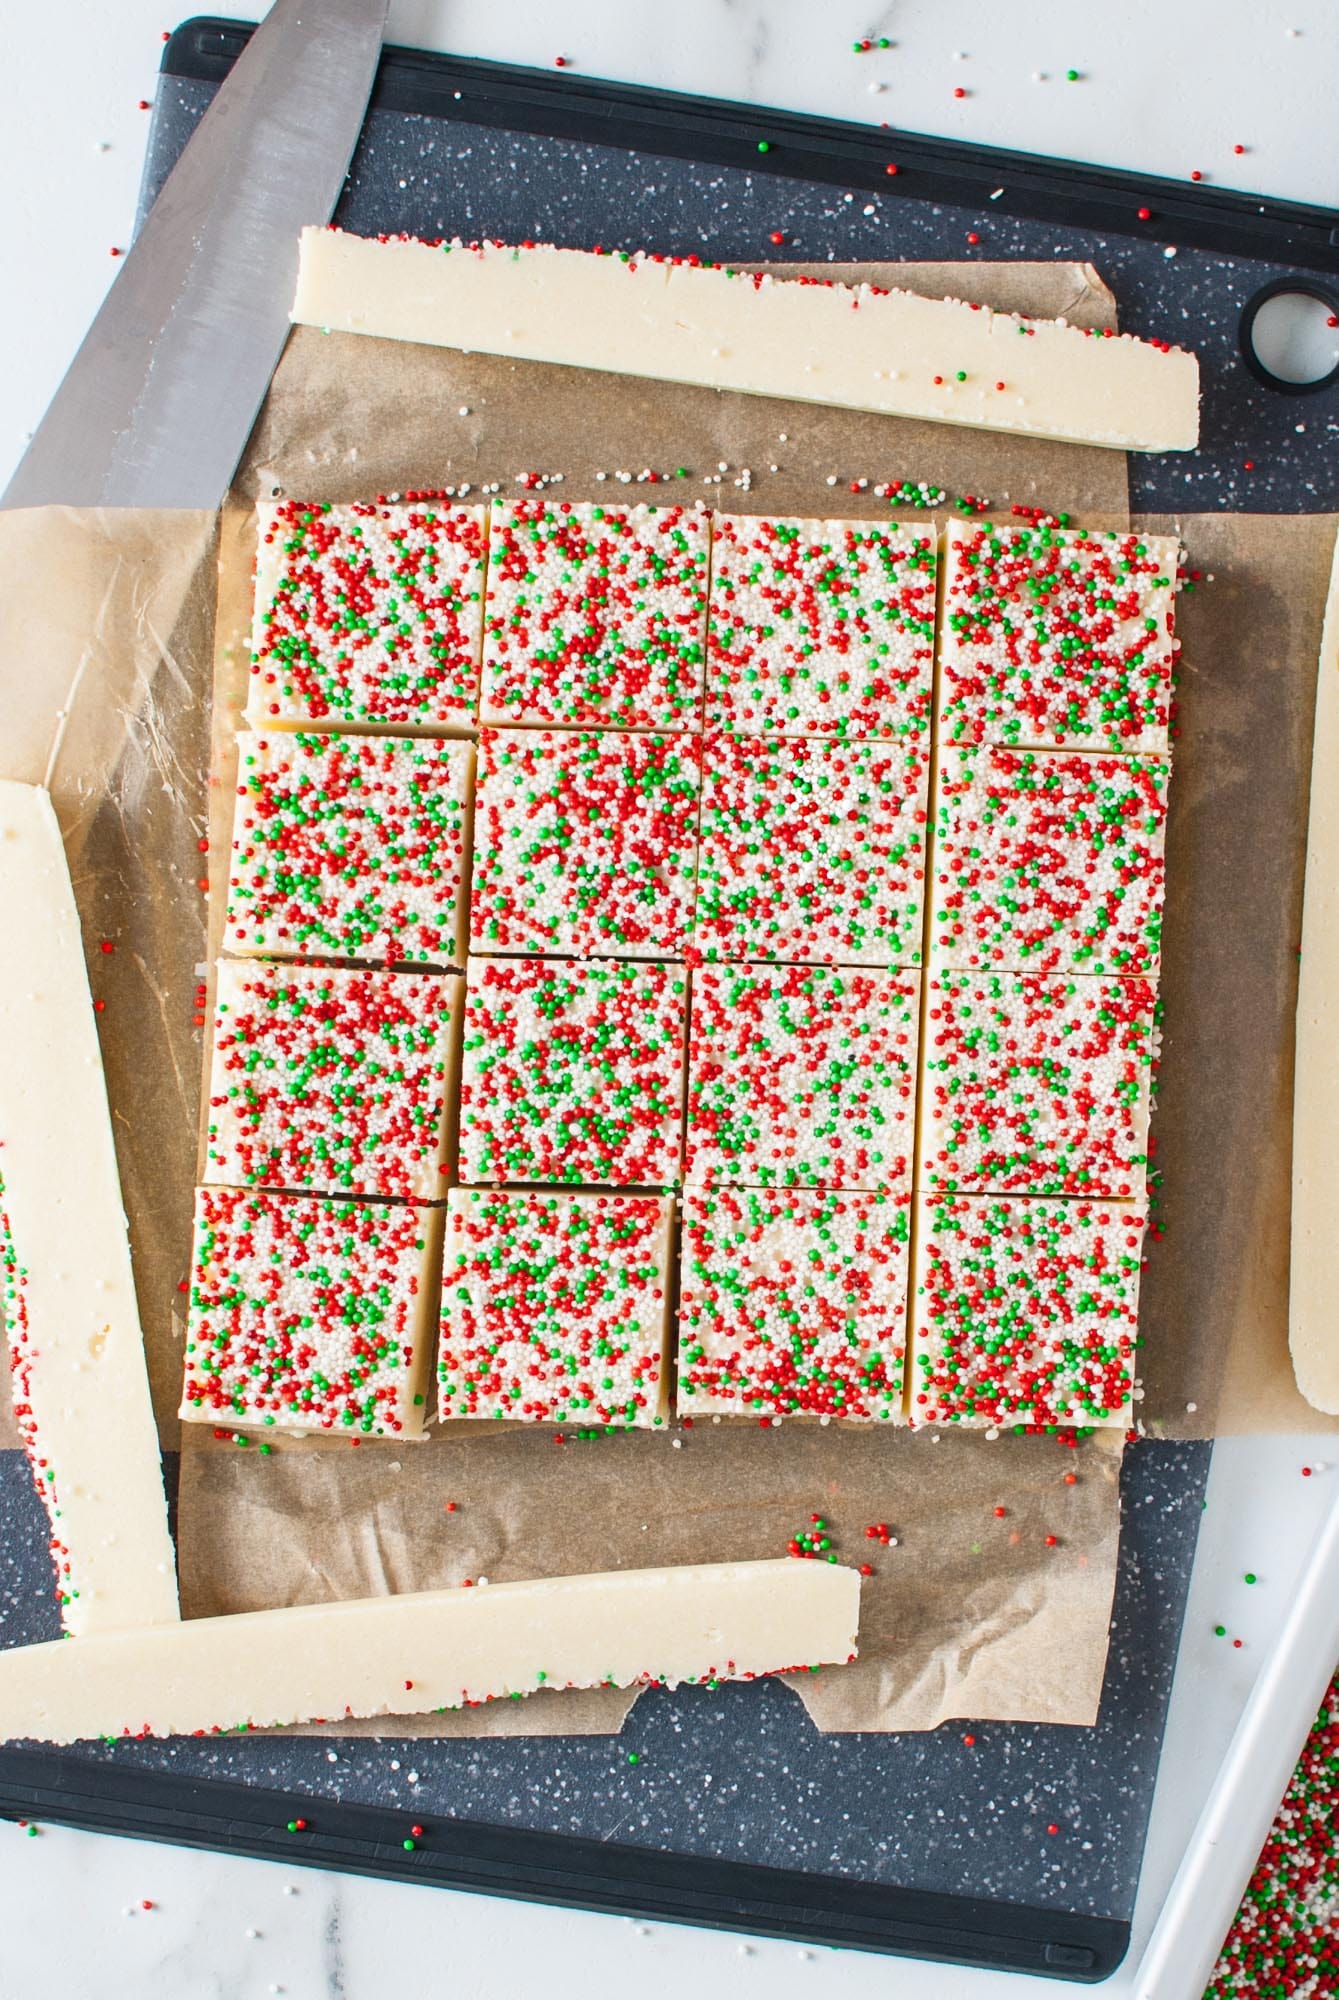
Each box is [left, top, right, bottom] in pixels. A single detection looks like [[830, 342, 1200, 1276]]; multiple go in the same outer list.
[[1186, 1401, 1198, 1413], [458, 406, 470, 416], [825, 474, 837, 486], [1164, 246, 1178, 259], [989, 187, 1004, 200]]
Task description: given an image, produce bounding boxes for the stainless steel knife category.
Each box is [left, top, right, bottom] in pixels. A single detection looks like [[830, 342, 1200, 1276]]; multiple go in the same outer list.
[[2, 0, 388, 511]]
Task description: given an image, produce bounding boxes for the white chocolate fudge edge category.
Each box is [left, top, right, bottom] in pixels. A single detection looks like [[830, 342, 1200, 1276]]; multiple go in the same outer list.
[[0, 1559, 861, 1743], [292, 231, 1199, 454], [0, 781, 179, 1635], [1291, 525, 1339, 1413]]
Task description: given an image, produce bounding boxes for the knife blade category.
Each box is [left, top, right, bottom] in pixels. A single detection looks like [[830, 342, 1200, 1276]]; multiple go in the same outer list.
[[2, 0, 387, 512]]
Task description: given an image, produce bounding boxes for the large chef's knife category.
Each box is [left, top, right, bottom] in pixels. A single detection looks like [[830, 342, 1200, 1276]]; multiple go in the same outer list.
[[2, 0, 387, 511]]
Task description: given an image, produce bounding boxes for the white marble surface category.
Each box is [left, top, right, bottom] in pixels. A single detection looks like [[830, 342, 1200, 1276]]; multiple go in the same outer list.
[[3, 5, 1338, 1994]]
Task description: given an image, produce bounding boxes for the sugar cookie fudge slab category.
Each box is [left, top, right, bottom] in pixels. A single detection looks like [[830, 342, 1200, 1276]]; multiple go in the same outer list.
[[458, 956, 686, 1187], [470, 726, 701, 959], [930, 743, 1168, 976], [180, 1187, 440, 1438], [480, 500, 709, 730], [909, 1193, 1144, 1430], [0, 1560, 861, 1745], [247, 499, 487, 732], [938, 517, 1180, 754], [205, 960, 460, 1201], [440, 1188, 673, 1426], [677, 1187, 909, 1421], [224, 731, 473, 966], [694, 734, 929, 966], [0, 782, 178, 1636], [685, 962, 920, 1193], [918, 970, 1157, 1198], [706, 515, 937, 741]]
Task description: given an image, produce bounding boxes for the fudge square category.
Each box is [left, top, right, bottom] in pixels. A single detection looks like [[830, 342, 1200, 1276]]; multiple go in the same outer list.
[[470, 726, 701, 959], [225, 731, 473, 966], [459, 956, 686, 1187], [677, 1187, 909, 1421], [480, 499, 709, 730], [439, 1189, 673, 1426], [694, 734, 929, 966], [180, 1186, 440, 1438], [685, 962, 919, 1193], [707, 514, 937, 740], [938, 516, 1179, 754], [246, 499, 488, 732], [930, 743, 1168, 977], [909, 1193, 1145, 1430], [919, 971, 1157, 1199], [205, 959, 461, 1202]]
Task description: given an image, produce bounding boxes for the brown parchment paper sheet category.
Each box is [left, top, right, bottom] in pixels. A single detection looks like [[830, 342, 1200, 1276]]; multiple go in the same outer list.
[[0, 261, 1332, 1745]]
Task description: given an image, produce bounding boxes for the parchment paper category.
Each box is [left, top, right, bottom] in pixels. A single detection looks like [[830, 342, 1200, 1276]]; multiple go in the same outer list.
[[0, 260, 1332, 1745]]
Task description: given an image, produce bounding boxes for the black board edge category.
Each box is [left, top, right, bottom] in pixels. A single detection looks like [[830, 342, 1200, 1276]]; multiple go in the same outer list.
[[0, 1746, 1128, 1981], [164, 13, 1339, 272]]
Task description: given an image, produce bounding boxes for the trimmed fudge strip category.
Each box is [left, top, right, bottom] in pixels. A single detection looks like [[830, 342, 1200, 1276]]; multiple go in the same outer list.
[[707, 514, 937, 740], [938, 516, 1179, 754], [677, 1187, 909, 1421], [909, 1193, 1144, 1430], [205, 959, 460, 1202], [480, 499, 709, 730], [439, 1189, 672, 1426], [685, 962, 919, 1193], [694, 733, 929, 966], [459, 957, 686, 1187], [225, 731, 473, 966], [919, 971, 1157, 1199], [180, 1187, 440, 1438], [247, 499, 487, 731], [931, 743, 1168, 977], [470, 726, 701, 959]]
